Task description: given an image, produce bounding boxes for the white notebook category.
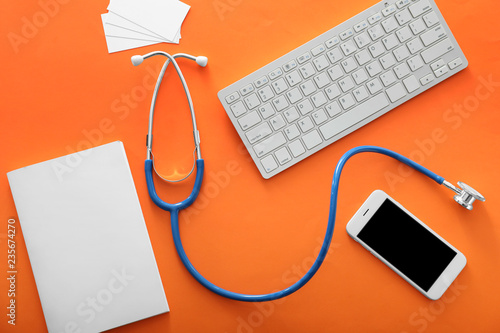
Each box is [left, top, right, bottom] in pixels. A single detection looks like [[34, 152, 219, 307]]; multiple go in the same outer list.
[[7, 141, 169, 333]]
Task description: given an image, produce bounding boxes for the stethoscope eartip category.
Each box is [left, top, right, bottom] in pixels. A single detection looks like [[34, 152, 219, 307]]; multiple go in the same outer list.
[[131, 55, 144, 66]]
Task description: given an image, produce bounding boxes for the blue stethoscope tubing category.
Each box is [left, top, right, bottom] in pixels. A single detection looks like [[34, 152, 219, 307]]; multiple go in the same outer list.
[[145, 145, 445, 302]]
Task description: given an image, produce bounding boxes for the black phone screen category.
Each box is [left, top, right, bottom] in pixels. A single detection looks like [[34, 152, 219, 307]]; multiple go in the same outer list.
[[357, 199, 457, 291]]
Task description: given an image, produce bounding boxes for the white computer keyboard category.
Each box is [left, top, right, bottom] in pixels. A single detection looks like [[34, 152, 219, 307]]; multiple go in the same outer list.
[[218, 0, 467, 179]]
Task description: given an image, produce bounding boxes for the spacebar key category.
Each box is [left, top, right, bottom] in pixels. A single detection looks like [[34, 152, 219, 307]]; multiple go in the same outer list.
[[253, 132, 287, 157], [319, 93, 389, 140]]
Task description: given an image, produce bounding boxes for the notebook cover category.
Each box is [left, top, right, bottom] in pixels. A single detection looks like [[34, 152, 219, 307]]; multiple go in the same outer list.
[[7, 141, 169, 333]]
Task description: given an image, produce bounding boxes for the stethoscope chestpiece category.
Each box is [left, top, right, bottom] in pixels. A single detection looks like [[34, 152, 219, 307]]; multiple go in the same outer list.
[[443, 180, 486, 210]]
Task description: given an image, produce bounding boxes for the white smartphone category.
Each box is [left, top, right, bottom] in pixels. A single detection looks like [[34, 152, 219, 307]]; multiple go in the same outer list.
[[346, 190, 466, 300]]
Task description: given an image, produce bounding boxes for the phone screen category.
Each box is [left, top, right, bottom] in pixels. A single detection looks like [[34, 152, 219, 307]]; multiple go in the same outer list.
[[357, 199, 457, 292]]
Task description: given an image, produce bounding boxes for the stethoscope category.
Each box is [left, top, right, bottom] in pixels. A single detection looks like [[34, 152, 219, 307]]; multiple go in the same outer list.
[[131, 51, 486, 302]]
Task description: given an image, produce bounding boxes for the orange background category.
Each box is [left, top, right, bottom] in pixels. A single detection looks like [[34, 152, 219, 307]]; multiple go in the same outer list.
[[1, 0, 499, 332]]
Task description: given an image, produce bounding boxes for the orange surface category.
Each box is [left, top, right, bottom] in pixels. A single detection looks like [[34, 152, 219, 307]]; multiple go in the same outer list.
[[1, 0, 499, 332]]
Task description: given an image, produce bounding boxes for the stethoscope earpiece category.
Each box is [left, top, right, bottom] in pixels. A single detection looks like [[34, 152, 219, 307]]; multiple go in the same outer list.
[[443, 180, 485, 210]]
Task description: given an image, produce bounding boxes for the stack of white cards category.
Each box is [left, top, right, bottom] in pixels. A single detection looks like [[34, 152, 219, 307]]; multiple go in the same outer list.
[[102, 0, 191, 53]]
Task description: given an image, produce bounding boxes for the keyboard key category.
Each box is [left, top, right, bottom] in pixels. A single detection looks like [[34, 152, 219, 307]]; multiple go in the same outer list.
[[393, 63, 411, 79], [269, 68, 283, 80], [354, 33, 371, 49], [258, 103, 275, 119], [340, 28, 354, 40], [393, 45, 410, 61], [272, 95, 289, 112], [382, 34, 399, 50], [354, 20, 368, 32], [352, 69, 368, 84], [395, 9, 412, 25], [230, 101, 246, 117], [325, 36, 340, 48], [285, 70, 302, 86], [302, 130, 323, 149], [407, 38, 424, 54], [284, 60, 298, 72], [421, 38, 453, 63], [434, 66, 448, 77], [409, 0, 432, 17], [409, 18, 426, 35], [313, 72, 331, 89], [320, 93, 389, 140], [339, 76, 355, 92], [420, 73, 434, 85], [380, 53, 396, 69], [254, 76, 269, 88], [238, 111, 261, 130], [327, 65, 344, 81], [353, 86, 369, 102], [368, 25, 385, 40], [297, 99, 314, 115], [341, 57, 357, 73], [382, 4, 397, 16], [258, 86, 275, 102], [311, 91, 327, 107], [448, 57, 463, 70], [225, 91, 240, 104], [244, 93, 261, 109], [423, 12, 439, 27], [429, 60, 444, 72], [288, 140, 305, 157], [396, 0, 411, 8], [381, 71, 397, 87], [366, 60, 382, 77], [246, 123, 272, 144], [326, 48, 343, 64], [270, 114, 286, 130], [300, 80, 317, 96], [253, 132, 287, 157], [298, 117, 314, 132], [284, 106, 300, 123], [396, 26, 413, 43], [368, 41, 385, 57], [339, 93, 356, 110], [297, 52, 312, 64], [354, 49, 372, 66], [312, 109, 328, 125], [403, 75, 420, 93], [240, 84, 254, 96], [407, 55, 424, 71], [284, 124, 300, 140], [367, 78, 383, 94], [325, 84, 341, 100], [381, 17, 398, 33], [368, 12, 383, 25], [340, 41, 357, 56], [261, 155, 278, 173], [299, 63, 316, 79], [386, 83, 407, 102], [313, 55, 330, 71], [285, 87, 302, 104], [275, 147, 292, 165], [420, 24, 446, 46], [271, 78, 288, 94], [325, 101, 342, 117], [311, 44, 326, 56]]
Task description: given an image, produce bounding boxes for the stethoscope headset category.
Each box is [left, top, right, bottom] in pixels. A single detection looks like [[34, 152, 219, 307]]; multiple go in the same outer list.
[[131, 51, 485, 302]]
